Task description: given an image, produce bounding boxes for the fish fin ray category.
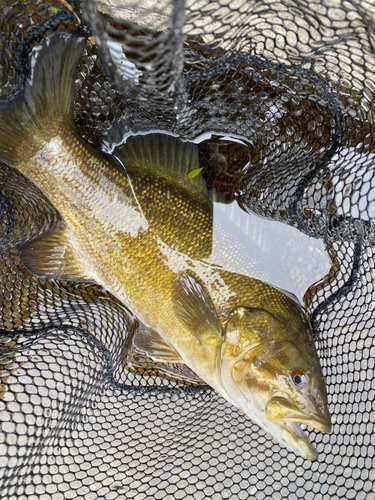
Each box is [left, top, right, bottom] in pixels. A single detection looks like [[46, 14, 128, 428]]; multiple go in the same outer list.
[[133, 329, 183, 363], [0, 30, 86, 165], [171, 271, 222, 342], [113, 133, 209, 198], [18, 221, 92, 281]]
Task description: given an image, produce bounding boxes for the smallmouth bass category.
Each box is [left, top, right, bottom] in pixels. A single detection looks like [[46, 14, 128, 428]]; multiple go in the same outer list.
[[0, 30, 331, 460]]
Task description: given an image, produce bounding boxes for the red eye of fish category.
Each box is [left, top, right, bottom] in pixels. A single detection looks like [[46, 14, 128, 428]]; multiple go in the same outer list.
[[291, 369, 308, 389]]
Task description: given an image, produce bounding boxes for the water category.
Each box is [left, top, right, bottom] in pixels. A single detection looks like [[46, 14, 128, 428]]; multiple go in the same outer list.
[[194, 132, 332, 304], [211, 198, 331, 303]]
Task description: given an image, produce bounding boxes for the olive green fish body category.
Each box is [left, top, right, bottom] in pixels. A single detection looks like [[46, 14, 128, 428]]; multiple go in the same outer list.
[[0, 30, 331, 459]]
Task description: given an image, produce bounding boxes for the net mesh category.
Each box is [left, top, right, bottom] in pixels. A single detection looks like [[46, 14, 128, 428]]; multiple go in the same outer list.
[[0, 0, 375, 499]]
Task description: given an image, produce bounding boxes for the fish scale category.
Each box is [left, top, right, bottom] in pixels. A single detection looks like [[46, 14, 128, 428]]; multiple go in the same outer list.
[[0, 29, 331, 460]]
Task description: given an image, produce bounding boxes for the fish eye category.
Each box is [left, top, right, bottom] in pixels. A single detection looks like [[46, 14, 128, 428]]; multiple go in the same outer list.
[[291, 369, 308, 389]]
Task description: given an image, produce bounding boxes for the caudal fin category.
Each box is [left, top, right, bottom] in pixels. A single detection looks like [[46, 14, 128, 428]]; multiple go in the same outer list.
[[0, 30, 86, 166]]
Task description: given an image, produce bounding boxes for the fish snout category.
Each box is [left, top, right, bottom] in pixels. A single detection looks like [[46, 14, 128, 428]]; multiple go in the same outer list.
[[266, 395, 331, 433]]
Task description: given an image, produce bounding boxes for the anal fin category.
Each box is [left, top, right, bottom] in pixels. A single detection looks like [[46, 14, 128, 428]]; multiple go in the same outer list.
[[133, 328, 183, 363], [18, 221, 92, 282]]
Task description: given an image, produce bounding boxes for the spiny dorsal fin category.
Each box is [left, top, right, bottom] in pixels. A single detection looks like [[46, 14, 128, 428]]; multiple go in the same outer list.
[[18, 221, 92, 282], [0, 30, 86, 166], [133, 329, 183, 363], [171, 271, 222, 342], [112, 133, 209, 199]]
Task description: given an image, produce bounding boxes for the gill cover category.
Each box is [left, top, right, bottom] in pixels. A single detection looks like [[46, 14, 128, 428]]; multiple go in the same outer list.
[[219, 307, 281, 398]]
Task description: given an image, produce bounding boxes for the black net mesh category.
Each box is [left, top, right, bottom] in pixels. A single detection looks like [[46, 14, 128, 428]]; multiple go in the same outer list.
[[0, 0, 375, 499]]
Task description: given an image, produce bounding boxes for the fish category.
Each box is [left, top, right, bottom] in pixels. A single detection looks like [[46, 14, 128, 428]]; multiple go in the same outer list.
[[0, 29, 331, 460]]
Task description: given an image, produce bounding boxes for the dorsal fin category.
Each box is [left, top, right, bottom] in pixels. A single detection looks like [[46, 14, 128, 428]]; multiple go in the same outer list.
[[112, 133, 209, 199]]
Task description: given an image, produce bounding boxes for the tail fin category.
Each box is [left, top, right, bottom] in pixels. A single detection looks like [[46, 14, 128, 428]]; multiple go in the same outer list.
[[0, 30, 86, 166]]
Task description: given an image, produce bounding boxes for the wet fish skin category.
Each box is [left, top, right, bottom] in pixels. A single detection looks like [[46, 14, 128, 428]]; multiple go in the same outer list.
[[0, 30, 331, 459]]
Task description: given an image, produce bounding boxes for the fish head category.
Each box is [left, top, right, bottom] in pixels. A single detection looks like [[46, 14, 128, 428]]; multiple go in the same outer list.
[[219, 306, 331, 460]]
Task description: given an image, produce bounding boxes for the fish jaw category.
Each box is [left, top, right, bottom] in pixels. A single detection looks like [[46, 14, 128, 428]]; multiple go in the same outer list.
[[219, 354, 330, 460], [219, 370, 321, 460], [266, 395, 331, 433], [275, 422, 318, 461], [265, 395, 331, 460]]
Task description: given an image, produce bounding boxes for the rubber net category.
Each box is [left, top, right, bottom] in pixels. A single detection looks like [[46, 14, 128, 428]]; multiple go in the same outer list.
[[0, 0, 374, 499]]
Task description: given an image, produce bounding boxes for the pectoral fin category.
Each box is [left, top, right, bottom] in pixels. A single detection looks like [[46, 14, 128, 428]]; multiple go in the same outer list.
[[133, 329, 183, 363], [18, 221, 92, 282], [171, 271, 222, 343]]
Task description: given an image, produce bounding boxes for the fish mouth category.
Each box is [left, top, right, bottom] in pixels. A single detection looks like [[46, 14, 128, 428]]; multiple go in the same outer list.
[[266, 396, 331, 460]]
